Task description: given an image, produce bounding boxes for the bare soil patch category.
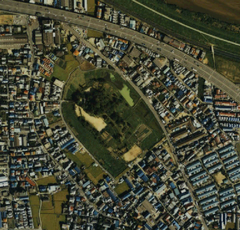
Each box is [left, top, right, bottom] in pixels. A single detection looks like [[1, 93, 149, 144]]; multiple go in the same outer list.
[[75, 105, 107, 132], [80, 60, 95, 71], [123, 145, 142, 162], [0, 15, 13, 25], [213, 171, 226, 185]]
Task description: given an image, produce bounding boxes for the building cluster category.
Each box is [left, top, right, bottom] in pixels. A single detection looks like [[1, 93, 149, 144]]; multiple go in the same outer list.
[[95, 2, 206, 62], [31, 0, 88, 13], [88, 28, 240, 228], [185, 144, 240, 226]]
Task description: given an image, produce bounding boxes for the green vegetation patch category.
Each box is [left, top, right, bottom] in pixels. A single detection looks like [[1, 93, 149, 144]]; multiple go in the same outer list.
[[119, 84, 134, 106], [51, 43, 79, 81], [65, 150, 105, 184], [87, 29, 104, 38], [198, 77, 205, 100], [41, 214, 65, 230], [214, 55, 240, 84], [87, 0, 96, 14], [115, 181, 130, 195], [29, 195, 40, 228], [62, 102, 127, 178], [37, 176, 57, 186], [62, 69, 164, 177]]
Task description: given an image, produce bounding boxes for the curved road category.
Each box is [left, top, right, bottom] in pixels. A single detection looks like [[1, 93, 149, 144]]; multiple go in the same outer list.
[[1, 0, 240, 104]]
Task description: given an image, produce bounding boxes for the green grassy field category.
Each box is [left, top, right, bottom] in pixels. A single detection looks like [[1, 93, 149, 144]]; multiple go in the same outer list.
[[65, 151, 94, 168], [39, 189, 69, 230], [37, 176, 57, 185], [205, 52, 240, 84], [65, 150, 105, 184], [29, 195, 40, 228], [87, 0, 96, 14], [51, 43, 79, 81], [62, 69, 164, 177], [41, 214, 65, 230], [87, 29, 104, 38], [115, 181, 130, 195], [105, 0, 240, 55]]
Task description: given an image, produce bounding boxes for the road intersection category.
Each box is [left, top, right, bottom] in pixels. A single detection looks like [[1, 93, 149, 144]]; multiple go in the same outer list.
[[1, 0, 239, 104]]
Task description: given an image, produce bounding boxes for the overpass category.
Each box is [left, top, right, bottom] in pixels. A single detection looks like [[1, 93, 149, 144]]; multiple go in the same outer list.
[[1, 0, 240, 103]]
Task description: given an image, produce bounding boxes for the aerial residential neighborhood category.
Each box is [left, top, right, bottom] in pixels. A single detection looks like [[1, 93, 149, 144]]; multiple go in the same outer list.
[[0, 0, 240, 230]]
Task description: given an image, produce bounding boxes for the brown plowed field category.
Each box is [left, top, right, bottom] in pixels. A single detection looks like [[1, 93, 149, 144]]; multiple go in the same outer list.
[[166, 0, 240, 24]]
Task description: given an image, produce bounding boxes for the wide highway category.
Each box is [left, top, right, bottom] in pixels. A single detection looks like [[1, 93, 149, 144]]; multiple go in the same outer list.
[[1, 0, 240, 102]]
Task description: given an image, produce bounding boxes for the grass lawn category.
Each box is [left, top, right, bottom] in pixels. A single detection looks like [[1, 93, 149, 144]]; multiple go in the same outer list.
[[29, 195, 40, 228], [39, 189, 68, 229], [118, 84, 134, 107], [86, 164, 106, 185], [114, 181, 130, 195], [41, 196, 54, 212], [37, 176, 57, 186], [7, 219, 15, 229]]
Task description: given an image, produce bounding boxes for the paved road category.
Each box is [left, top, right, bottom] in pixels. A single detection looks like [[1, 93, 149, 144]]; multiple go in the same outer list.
[[103, 0, 240, 62], [1, 0, 240, 104], [65, 24, 174, 152]]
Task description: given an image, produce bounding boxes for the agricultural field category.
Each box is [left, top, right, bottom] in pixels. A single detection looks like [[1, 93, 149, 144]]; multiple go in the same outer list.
[[62, 69, 164, 177], [39, 189, 69, 230], [214, 56, 240, 84], [29, 195, 40, 228], [51, 43, 79, 81], [41, 214, 65, 230]]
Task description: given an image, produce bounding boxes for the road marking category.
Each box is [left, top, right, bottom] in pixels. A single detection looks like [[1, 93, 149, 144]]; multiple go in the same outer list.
[[133, 0, 240, 47]]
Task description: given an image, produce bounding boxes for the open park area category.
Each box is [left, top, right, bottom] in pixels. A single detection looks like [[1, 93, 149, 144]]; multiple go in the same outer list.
[[62, 69, 164, 177]]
